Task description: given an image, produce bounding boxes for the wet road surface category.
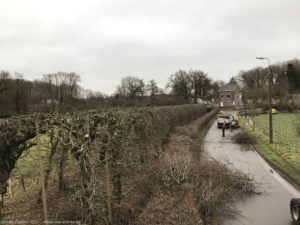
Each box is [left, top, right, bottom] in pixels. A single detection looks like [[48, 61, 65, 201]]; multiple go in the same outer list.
[[203, 117, 300, 225]]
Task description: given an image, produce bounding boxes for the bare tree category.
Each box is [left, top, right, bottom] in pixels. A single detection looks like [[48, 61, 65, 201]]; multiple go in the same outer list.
[[189, 70, 210, 103], [146, 79, 160, 97], [116, 76, 145, 98], [43, 72, 81, 105], [168, 70, 191, 103], [0, 71, 10, 96], [66, 72, 81, 100]]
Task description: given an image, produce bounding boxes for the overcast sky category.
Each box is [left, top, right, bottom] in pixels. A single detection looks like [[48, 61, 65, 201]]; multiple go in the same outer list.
[[0, 0, 299, 95]]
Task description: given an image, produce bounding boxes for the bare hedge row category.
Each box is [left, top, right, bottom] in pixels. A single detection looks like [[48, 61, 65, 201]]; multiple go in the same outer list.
[[0, 104, 209, 224]]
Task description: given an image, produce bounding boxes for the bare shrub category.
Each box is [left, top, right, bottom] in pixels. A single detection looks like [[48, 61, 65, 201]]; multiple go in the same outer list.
[[137, 187, 203, 225], [117, 164, 161, 225], [148, 151, 256, 225], [113, 202, 136, 225], [158, 109, 257, 225], [162, 147, 193, 187], [233, 131, 257, 145], [191, 160, 256, 225]]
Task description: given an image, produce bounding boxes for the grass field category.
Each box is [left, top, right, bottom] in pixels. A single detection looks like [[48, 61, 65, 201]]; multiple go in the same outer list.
[[10, 135, 76, 193], [242, 113, 300, 185]]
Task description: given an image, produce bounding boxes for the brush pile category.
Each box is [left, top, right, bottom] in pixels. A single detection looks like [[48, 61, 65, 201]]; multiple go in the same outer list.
[[233, 131, 257, 145]]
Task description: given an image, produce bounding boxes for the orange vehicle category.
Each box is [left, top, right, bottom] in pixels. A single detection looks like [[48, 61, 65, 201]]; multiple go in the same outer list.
[[231, 118, 240, 128], [272, 108, 278, 114]]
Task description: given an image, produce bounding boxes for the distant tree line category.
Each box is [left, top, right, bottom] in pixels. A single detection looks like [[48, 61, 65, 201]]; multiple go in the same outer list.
[[0, 69, 220, 117], [0, 71, 82, 117], [112, 70, 220, 106], [232, 58, 300, 111]]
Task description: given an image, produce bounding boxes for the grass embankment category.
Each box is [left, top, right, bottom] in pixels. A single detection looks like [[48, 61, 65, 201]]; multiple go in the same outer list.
[[241, 113, 300, 185], [4, 135, 81, 221]]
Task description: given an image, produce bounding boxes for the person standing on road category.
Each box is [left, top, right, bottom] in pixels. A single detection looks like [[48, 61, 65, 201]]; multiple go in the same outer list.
[[230, 120, 236, 132], [222, 121, 225, 137]]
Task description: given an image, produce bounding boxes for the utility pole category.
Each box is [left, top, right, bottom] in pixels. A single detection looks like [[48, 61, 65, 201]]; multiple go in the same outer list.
[[256, 57, 273, 144]]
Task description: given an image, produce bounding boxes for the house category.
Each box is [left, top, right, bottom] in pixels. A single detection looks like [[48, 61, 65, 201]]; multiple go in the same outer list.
[[218, 84, 242, 108]]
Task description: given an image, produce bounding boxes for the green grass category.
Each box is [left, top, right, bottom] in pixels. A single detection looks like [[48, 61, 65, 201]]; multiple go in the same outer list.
[[12, 135, 74, 183], [241, 113, 300, 185], [12, 135, 50, 178]]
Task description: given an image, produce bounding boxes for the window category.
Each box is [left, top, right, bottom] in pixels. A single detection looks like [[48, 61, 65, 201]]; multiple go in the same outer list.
[[227, 95, 231, 98], [220, 95, 223, 98]]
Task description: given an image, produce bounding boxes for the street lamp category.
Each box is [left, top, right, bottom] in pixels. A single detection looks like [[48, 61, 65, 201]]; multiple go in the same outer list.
[[256, 57, 273, 144]]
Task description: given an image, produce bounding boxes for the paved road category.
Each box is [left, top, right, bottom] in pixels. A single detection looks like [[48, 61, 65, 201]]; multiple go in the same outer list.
[[203, 116, 300, 225]]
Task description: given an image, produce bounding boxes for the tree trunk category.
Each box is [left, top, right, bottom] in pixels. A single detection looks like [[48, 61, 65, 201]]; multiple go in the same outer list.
[[59, 148, 68, 191], [0, 194, 3, 209], [44, 138, 59, 189], [77, 151, 96, 225], [36, 119, 48, 223], [105, 149, 113, 224], [38, 136, 58, 201]]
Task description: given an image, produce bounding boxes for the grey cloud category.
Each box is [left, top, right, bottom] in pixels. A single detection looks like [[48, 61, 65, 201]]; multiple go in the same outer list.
[[0, 0, 299, 94]]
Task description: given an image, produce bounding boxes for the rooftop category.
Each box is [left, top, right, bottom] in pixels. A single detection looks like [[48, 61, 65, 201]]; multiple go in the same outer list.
[[218, 84, 239, 92]]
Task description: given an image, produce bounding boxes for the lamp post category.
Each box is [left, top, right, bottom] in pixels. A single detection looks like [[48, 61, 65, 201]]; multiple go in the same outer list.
[[256, 57, 273, 144]]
